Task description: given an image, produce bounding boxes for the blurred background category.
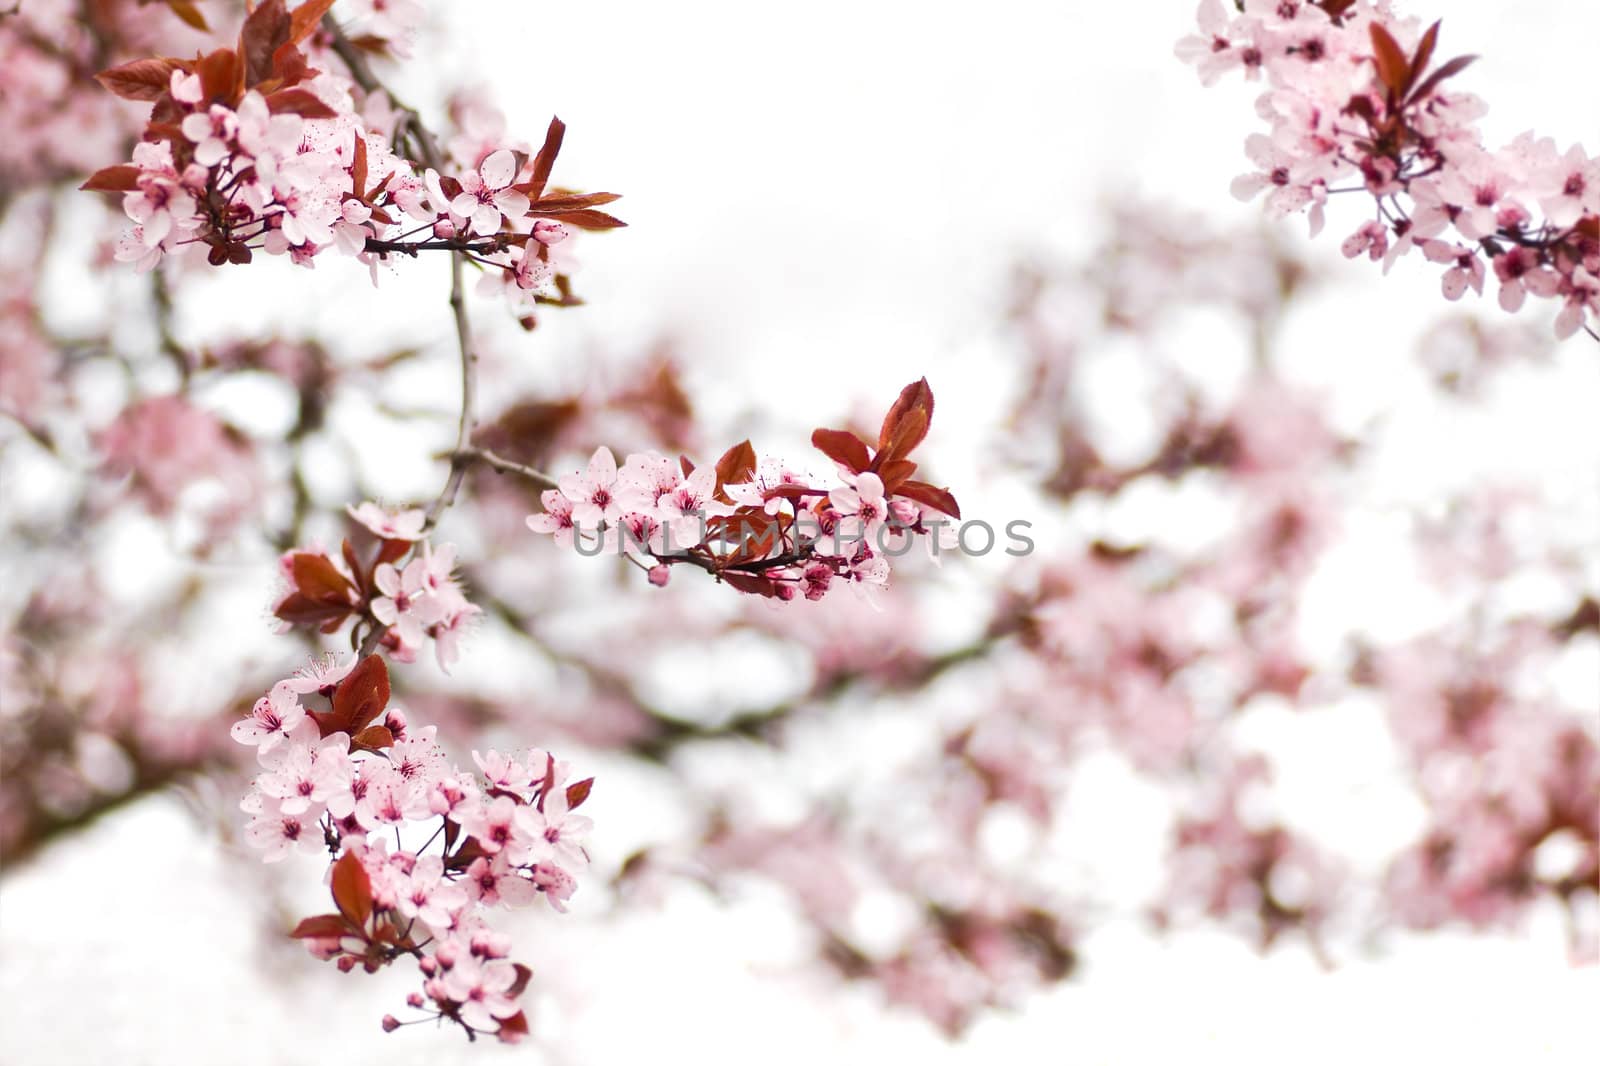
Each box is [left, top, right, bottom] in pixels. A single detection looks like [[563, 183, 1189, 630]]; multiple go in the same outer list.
[[1, 0, 1596, 1062]]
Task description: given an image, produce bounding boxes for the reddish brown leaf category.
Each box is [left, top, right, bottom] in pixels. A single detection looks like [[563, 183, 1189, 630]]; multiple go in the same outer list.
[[273, 592, 354, 628], [532, 208, 626, 230], [264, 87, 335, 118], [291, 552, 355, 603], [523, 117, 566, 201], [375, 538, 411, 567], [331, 654, 390, 735], [330, 850, 374, 928], [522, 191, 623, 212], [351, 725, 395, 750], [196, 47, 240, 104], [288, 0, 337, 45], [240, 0, 292, 87], [340, 538, 366, 597], [95, 57, 184, 101], [496, 1010, 530, 1043], [350, 134, 369, 199], [877, 378, 934, 457], [268, 40, 312, 87], [506, 964, 534, 998], [721, 571, 779, 598], [290, 913, 356, 939], [879, 407, 929, 465], [712, 439, 758, 502], [1410, 20, 1441, 87], [165, 0, 210, 31], [1368, 22, 1410, 97], [811, 428, 871, 474], [79, 165, 143, 193], [894, 479, 961, 519], [565, 777, 595, 810], [1406, 54, 1477, 106], [876, 458, 918, 493]]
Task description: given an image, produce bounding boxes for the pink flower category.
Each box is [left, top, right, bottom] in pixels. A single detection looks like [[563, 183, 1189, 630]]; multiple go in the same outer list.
[[530, 863, 577, 911], [372, 557, 440, 648], [346, 501, 426, 541], [829, 471, 889, 548], [525, 489, 577, 547], [514, 785, 591, 868], [180, 104, 238, 167], [1554, 266, 1599, 340], [279, 653, 356, 698], [455, 795, 521, 854], [231, 683, 305, 752], [1533, 144, 1599, 228], [464, 854, 537, 908], [558, 447, 622, 529], [397, 856, 470, 929], [656, 465, 720, 546], [450, 150, 530, 236], [242, 794, 323, 862], [441, 955, 521, 1031]]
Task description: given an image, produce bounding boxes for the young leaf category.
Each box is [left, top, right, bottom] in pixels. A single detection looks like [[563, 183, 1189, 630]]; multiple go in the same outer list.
[[811, 428, 871, 474], [95, 58, 185, 101], [290, 914, 357, 939], [1368, 22, 1411, 97], [1411, 20, 1441, 87], [331, 655, 390, 735], [79, 165, 143, 193], [565, 777, 595, 809], [330, 850, 374, 928], [713, 440, 758, 501], [165, 0, 210, 31], [265, 87, 337, 118], [894, 479, 961, 519], [524, 117, 566, 201], [291, 552, 355, 603], [877, 378, 934, 456], [288, 0, 338, 45], [240, 0, 292, 87], [1406, 54, 1478, 107]]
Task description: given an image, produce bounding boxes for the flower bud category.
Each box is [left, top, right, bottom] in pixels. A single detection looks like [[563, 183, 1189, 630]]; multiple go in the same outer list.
[[433, 218, 457, 240], [647, 564, 671, 588], [381, 1015, 401, 1032], [532, 220, 569, 245]]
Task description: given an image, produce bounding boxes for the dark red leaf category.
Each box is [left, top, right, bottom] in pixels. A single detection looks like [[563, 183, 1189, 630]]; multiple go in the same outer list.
[[879, 407, 929, 465], [291, 552, 355, 603], [496, 1010, 530, 1043], [876, 457, 918, 493], [273, 592, 353, 628], [521, 191, 623, 211], [240, 0, 292, 87], [1406, 54, 1477, 106], [712, 439, 758, 502], [165, 0, 210, 31], [288, 0, 337, 45], [532, 208, 626, 230], [894, 479, 961, 519], [350, 134, 369, 200], [877, 378, 934, 457], [95, 57, 184, 101], [1368, 22, 1410, 97], [1410, 20, 1441, 88], [351, 725, 394, 750], [565, 777, 594, 809], [375, 538, 411, 567], [79, 165, 143, 193], [330, 850, 373, 927], [811, 428, 871, 474], [721, 571, 779, 598], [506, 964, 534, 998], [290, 913, 356, 939], [264, 87, 335, 118], [523, 116, 566, 201], [331, 654, 390, 735], [196, 47, 240, 104]]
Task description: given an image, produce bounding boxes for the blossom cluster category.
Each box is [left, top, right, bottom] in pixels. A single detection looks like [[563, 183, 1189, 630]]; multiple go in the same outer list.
[[270, 502, 481, 671], [1177, 0, 1599, 338], [232, 653, 593, 1041], [524, 379, 963, 601], [83, 0, 621, 318]]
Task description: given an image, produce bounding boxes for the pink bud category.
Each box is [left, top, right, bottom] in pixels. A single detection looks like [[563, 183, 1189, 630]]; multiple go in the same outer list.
[[774, 582, 797, 601], [337, 955, 358, 973], [418, 956, 438, 976], [647, 564, 671, 587], [532, 220, 570, 245], [381, 1015, 401, 1032], [406, 992, 425, 1009], [433, 218, 456, 239]]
